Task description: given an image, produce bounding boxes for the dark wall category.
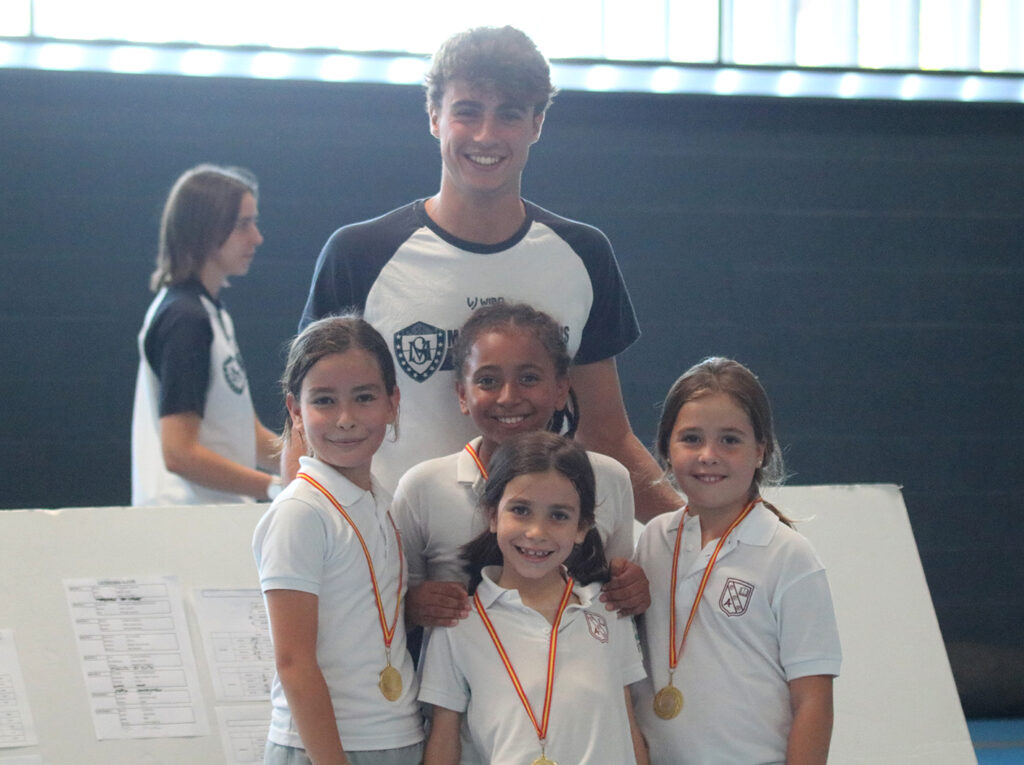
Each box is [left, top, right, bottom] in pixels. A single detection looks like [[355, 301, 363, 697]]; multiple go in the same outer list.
[[2, 68, 1022, 717]]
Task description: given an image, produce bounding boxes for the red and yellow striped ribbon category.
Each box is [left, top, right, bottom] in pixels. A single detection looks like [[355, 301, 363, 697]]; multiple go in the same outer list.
[[464, 441, 488, 480], [668, 497, 759, 671], [473, 575, 575, 746], [297, 472, 404, 649]]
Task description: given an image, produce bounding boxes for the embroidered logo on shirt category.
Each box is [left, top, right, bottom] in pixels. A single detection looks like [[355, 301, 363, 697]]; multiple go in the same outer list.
[[719, 577, 754, 617], [394, 321, 446, 383], [584, 611, 609, 643], [223, 355, 247, 395]]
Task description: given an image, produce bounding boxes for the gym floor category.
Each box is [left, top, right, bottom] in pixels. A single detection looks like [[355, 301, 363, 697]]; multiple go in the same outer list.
[[971, 719, 1024, 764]]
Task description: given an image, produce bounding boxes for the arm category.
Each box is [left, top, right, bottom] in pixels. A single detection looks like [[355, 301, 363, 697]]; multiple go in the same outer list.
[[254, 416, 280, 473], [160, 412, 274, 499], [625, 686, 650, 765], [570, 358, 684, 523], [265, 589, 348, 765], [423, 705, 462, 765], [406, 581, 470, 628], [600, 558, 651, 616], [785, 674, 834, 765]]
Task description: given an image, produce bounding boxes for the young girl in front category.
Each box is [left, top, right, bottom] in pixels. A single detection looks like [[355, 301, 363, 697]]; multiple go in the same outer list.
[[252, 316, 423, 765], [419, 431, 650, 765], [633, 357, 841, 765], [393, 302, 646, 634]]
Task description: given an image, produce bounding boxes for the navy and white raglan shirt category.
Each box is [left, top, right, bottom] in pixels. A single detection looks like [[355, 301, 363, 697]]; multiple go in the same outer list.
[[132, 279, 258, 506], [300, 199, 640, 491]]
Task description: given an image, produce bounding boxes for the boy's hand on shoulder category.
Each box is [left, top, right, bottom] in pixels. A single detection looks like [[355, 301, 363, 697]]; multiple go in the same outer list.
[[406, 581, 471, 627], [600, 558, 651, 616]]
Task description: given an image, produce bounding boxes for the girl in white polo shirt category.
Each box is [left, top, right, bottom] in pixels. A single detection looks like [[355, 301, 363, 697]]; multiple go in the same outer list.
[[393, 301, 647, 636], [253, 316, 424, 765], [634, 357, 841, 765], [419, 431, 649, 765]]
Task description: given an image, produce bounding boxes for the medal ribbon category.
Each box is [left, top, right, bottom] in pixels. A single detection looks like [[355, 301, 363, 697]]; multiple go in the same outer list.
[[473, 575, 574, 748], [464, 441, 488, 480], [668, 497, 759, 673], [297, 472, 404, 651]]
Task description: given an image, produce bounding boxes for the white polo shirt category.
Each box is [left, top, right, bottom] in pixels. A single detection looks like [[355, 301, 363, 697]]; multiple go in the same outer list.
[[633, 503, 841, 765], [419, 567, 646, 765], [393, 436, 637, 589], [252, 457, 424, 751]]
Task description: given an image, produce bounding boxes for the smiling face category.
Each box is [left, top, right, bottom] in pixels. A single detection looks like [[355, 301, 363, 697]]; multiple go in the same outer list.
[[668, 391, 765, 521], [490, 469, 588, 592], [430, 79, 543, 202], [456, 329, 570, 465], [200, 192, 263, 295], [286, 349, 399, 490]]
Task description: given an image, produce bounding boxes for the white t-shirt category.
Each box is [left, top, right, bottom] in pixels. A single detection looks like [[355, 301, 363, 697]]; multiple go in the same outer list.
[[252, 456, 424, 751], [633, 503, 842, 765], [419, 566, 646, 765], [300, 200, 640, 491], [132, 283, 257, 505], [393, 436, 637, 589]]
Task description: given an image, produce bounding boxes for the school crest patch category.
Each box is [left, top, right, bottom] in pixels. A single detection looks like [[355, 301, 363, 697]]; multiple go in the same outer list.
[[584, 611, 609, 643], [394, 321, 446, 383], [719, 577, 754, 617], [222, 354, 247, 395]]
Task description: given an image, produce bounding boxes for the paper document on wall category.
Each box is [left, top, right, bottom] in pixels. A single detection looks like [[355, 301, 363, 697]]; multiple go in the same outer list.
[[215, 704, 271, 764], [0, 629, 38, 748], [63, 576, 209, 739], [193, 589, 274, 702]]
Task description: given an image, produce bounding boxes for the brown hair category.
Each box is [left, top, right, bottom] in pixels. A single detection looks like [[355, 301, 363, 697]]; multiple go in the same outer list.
[[280, 314, 398, 441], [425, 26, 556, 117], [462, 431, 608, 592], [150, 164, 257, 291], [656, 357, 792, 526]]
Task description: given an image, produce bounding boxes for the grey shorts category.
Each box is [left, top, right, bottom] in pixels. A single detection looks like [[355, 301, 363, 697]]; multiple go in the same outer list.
[[264, 740, 423, 765]]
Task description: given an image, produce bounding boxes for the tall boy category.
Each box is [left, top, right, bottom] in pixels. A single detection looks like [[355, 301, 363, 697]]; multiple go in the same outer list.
[[299, 26, 679, 522]]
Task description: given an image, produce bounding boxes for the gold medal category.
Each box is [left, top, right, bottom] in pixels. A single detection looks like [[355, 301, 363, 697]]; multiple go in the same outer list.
[[379, 663, 403, 701], [653, 684, 683, 720], [297, 474, 407, 706], [659, 500, 759, 723], [531, 757, 557, 765]]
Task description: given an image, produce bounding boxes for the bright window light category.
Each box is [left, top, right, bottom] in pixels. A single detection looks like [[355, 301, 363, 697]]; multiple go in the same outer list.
[[36, 42, 85, 70], [251, 51, 292, 80], [108, 45, 155, 74], [179, 48, 225, 77], [0, 0, 31, 35], [319, 54, 361, 83], [3, 1, 1023, 103], [920, 0, 976, 71]]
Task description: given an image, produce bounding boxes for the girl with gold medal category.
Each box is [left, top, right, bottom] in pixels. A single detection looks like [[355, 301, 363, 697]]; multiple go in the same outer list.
[[633, 358, 841, 765], [254, 317, 424, 765], [419, 432, 649, 765]]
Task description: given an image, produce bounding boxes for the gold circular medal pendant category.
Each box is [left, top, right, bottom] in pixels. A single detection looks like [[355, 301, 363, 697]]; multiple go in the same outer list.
[[653, 685, 683, 720], [379, 664, 403, 701], [531, 757, 557, 765]]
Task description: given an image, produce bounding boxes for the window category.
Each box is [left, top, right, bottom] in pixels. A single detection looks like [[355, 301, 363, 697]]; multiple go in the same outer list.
[[2, 0, 1021, 101]]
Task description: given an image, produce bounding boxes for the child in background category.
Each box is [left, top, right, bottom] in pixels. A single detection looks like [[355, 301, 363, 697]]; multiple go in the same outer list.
[[634, 357, 841, 765], [252, 316, 423, 765], [392, 302, 648, 632], [420, 431, 649, 765], [132, 164, 279, 505]]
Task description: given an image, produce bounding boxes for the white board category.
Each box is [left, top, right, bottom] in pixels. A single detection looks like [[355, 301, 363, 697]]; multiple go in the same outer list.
[[0, 485, 975, 764]]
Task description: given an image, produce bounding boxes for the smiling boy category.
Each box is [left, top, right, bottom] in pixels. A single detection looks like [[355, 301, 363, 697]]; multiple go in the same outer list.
[[299, 26, 679, 523]]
